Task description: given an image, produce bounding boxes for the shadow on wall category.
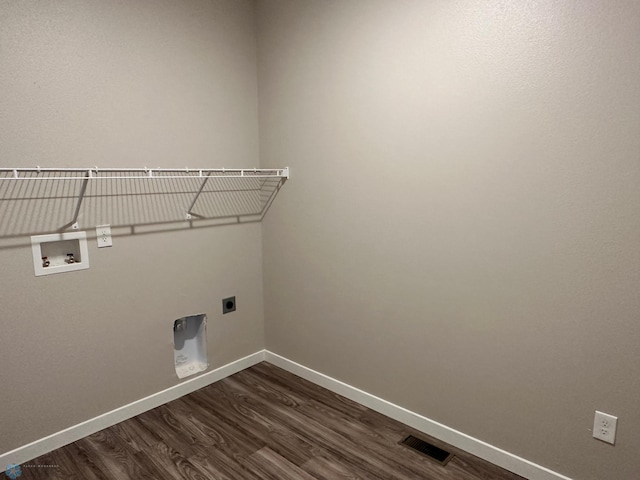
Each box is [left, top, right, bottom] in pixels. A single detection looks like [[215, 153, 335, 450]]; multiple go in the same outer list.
[[0, 170, 286, 249]]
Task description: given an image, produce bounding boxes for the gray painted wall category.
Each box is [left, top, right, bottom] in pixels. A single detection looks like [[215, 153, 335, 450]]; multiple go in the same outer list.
[[257, 1, 640, 479], [0, 0, 264, 454]]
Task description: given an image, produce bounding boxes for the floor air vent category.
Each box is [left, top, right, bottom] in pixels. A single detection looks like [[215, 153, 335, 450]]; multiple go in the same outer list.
[[399, 434, 454, 465]]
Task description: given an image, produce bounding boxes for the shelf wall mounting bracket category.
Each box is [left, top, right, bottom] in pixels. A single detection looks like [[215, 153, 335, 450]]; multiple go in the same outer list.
[[185, 171, 211, 220], [61, 170, 91, 231]]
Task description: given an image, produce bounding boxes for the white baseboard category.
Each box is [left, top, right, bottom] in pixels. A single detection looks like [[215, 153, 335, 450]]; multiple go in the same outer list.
[[0, 350, 266, 467], [264, 351, 573, 480]]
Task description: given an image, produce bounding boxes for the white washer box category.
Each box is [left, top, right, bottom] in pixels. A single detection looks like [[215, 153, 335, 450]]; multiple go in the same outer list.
[[31, 231, 89, 277]]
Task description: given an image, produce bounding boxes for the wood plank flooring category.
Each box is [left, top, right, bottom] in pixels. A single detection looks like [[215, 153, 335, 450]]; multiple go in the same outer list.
[[20, 362, 524, 479]]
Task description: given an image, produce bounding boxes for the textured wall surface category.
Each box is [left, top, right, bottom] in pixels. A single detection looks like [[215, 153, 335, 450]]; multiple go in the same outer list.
[[0, 0, 264, 453], [257, 1, 640, 479], [3, 1, 640, 478]]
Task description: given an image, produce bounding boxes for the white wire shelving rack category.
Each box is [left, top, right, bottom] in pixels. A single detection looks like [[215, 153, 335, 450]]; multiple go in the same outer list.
[[0, 167, 289, 231]]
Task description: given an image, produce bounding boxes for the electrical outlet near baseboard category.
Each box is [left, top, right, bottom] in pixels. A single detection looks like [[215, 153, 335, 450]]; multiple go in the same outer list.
[[593, 411, 617, 444]]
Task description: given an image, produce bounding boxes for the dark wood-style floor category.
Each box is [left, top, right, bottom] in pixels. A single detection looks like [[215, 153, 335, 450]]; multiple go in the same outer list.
[[21, 362, 524, 479]]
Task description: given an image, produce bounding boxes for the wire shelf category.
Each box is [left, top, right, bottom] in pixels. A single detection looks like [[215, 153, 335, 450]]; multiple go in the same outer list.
[[0, 167, 289, 235]]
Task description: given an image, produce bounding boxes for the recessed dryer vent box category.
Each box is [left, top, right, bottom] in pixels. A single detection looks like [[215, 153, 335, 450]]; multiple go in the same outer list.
[[173, 314, 208, 379], [31, 231, 89, 277]]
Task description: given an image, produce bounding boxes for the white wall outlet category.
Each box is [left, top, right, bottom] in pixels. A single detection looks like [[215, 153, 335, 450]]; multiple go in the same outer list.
[[593, 411, 617, 444], [96, 224, 112, 248]]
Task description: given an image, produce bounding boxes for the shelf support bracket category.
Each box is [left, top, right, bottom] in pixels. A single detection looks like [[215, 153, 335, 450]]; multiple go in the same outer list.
[[185, 171, 211, 220], [60, 170, 90, 230]]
